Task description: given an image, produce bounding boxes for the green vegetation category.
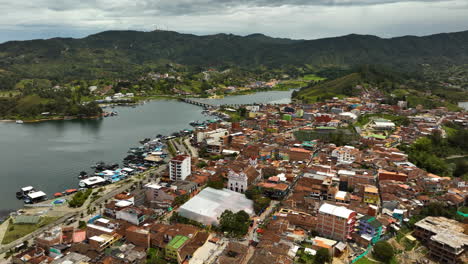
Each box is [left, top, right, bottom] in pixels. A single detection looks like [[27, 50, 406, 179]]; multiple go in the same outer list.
[[78, 220, 87, 229], [169, 212, 204, 228], [1, 30, 467, 84], [68, 189, 93, 208], [355, 257, 380, 264], [399, 126, 468, 176], [373, 241, 395, 263], [206, 179, 224, 189], [293, 72, 362, 103], [356, 114, 410, 127], [315, 248, 331, 264], [2, 217, 59, 244], [245, 186, 271, 215], [172, 194, 190, 207], [218, 210, 250, 237], [408, 202, 465, 226], [146, 248, 170, 264]]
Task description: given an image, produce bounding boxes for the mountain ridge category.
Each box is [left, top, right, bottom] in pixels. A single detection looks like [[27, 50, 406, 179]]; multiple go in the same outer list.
[[0, 29, 467, 82]]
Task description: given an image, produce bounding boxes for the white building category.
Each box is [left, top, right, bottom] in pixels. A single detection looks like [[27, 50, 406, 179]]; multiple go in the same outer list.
[[331, 146, 360, 164], [196, 128, 228, 144], [227, 162, 260, 193], [116, 206, 146, 226], [372, 119, 396, 130], [170, 155, 191, 181], [178, 187, 254, 225]]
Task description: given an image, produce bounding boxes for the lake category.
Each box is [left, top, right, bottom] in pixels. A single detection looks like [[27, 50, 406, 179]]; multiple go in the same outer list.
[[0, 90, 293, 215]]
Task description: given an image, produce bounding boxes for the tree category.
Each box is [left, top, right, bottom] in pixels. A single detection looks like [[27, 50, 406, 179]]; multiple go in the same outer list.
[[173, 194, 189, 207], [253, 196, 271, 215], [207, 179, 224, 189], [218, 210, 250, 237], [314, 248, 330, 264], [373, 241, 394, 263], [78, 221, 87, 229]]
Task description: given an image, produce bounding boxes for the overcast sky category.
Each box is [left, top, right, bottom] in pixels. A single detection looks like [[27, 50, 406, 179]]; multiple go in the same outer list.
[[1, 0, 467, 43]]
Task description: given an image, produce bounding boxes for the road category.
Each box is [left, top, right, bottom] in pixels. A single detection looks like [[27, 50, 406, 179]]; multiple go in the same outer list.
[[241, 200, 279, 264]]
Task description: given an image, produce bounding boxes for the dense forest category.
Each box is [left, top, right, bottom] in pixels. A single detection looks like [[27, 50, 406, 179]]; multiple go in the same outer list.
[[0, 29, 467, 88]]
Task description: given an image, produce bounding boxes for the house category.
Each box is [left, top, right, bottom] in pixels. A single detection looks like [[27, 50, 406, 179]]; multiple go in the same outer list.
[[116, 206, 147, 226], [378, 170, 408, 182], [217, 242, 248, 264]]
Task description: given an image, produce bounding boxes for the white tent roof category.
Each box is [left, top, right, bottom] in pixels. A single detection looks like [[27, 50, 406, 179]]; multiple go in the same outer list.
[[319, 203, 354, 219], [178, 187, 253, 225]]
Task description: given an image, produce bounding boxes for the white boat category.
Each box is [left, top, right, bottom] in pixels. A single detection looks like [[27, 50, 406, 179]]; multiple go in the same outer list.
[[24, 191, 47, 204], [16, 120, 24, 124], [79, 176, 106, 188]]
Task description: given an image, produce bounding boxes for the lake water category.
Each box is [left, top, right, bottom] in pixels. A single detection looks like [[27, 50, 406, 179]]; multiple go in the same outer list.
[[0, 90, 293, 215]]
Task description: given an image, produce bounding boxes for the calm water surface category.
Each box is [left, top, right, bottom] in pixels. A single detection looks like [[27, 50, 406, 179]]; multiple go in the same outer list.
[[0, 90, 293, 214]]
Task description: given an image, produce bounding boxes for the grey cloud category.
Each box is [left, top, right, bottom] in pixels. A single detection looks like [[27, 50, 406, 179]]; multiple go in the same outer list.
[[13, 0, 452, 15]]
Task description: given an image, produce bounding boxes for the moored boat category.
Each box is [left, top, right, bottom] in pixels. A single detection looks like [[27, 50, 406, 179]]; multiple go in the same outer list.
[[16, 186, 35, 199]]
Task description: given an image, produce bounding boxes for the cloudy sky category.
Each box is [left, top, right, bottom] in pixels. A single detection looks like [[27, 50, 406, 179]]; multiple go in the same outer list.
[[0, 0, 467, 43]]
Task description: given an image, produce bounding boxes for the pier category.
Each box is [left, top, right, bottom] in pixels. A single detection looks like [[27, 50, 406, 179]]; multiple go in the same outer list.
[[180, 98, 275, 109]]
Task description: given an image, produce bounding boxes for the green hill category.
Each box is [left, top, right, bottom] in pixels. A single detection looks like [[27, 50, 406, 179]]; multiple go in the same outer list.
[[0, 29, 467, 84]]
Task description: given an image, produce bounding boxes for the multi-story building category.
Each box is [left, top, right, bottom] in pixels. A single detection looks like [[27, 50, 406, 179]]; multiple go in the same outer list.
[[357, 215, 383, 245], [170, 155, 191, 181], [414, 216, 468, 264], [363, 185, 379, 205], [331, 146, 361, 164], [316, 203, 357, 241]]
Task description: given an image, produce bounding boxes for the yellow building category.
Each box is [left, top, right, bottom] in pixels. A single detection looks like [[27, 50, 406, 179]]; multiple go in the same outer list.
[[363, 185, 379, 205]]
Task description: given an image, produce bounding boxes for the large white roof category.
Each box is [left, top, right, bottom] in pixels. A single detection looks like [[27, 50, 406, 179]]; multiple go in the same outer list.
[[319, 203, 354, 219], [178, 187, 253, 225]]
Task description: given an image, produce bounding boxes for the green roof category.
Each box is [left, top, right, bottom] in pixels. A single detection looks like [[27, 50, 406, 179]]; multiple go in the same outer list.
[[369, 134, 386, 139], [316, 126, 336, 130], [167, 235, 189, 250], [302, 141, 317, 147]]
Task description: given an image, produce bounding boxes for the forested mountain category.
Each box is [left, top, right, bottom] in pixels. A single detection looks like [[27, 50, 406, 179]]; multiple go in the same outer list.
[[0, 29, 467, 83]]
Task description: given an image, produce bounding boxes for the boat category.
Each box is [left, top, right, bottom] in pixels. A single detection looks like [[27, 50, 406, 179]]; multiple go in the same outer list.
[[24, 191, 47, 204], [64, 189, 78, 195], [78, 171, 88, 179], [189, 121, 205, 127], [16, 120, 24, 124], [79, 176, 106, 188], [16, 186, 35, 199], [54, 192, 64, 198]]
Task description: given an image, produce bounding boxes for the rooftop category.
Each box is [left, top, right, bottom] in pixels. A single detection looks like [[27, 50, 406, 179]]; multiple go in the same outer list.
[[167, 235, 189, 250], [415, 216, 468, 249], [319, 203, 355, 219]]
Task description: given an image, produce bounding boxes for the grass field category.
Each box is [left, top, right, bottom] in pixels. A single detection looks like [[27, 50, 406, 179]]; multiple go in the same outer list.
[[354, 257, 380, 264], [302, 74, 326, 81], [2, 216, 59, 244], [0, 91, 20, 97]]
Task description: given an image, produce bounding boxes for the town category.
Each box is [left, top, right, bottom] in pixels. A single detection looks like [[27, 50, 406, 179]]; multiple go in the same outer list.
[[2, 84, 468, 264]]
